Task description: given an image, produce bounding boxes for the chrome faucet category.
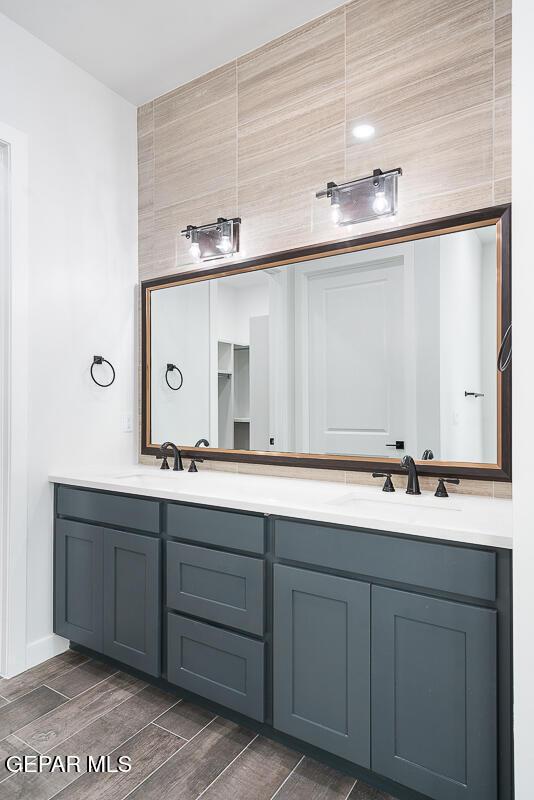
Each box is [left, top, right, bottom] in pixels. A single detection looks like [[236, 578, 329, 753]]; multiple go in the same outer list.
[[400, 455, 421, 495], [160, 441, 184, 471]]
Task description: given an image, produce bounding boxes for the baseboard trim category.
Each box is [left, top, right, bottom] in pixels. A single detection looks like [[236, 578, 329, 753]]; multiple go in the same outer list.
[[25, 634, 69, 671]]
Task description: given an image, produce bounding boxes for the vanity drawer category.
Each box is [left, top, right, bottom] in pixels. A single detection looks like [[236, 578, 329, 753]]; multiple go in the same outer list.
[[166, 542, 264, 634], [56, 486, 160, 533], [166, 503, 265, 554], [274, 519, 496, 601], [167, 613, 265, 721]]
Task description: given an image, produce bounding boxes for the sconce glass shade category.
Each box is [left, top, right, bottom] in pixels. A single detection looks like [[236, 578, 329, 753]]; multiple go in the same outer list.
[[317, 168, 401, 227], [181, 217, 241, 261]]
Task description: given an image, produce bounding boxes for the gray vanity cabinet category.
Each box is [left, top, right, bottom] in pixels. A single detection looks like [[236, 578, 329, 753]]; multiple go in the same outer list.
[[54, 519, 104, 651], [102, 530, 161, 676], [273, 564, 371, 765], [372, 586, 497, 800]]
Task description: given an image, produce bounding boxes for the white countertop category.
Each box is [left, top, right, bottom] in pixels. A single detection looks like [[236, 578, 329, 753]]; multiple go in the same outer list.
[[49, 465, 513, 549]]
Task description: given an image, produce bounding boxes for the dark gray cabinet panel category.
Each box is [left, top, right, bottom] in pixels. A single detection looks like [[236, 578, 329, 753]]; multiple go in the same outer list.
[[372, 586, 497, 800], [167, 542, 264, 635], [54, 519, 103, 650], [273, 564, 370, 765], [166, 503, 265, 554], [167, 613, 265, 721], [57, 486, 160, 533], [103, 530, 161, 676], [275, 519, 496, 601]]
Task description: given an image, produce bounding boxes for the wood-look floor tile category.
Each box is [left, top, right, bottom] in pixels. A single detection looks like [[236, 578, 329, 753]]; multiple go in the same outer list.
[[15, 673, 146, 753], [348, 781, 397, 799], [51, 724, 183, 800], [154, 699, 215, 740], [237, 9, 344, 127], [273, 757, 356, 800], [0, 652, 88, 702], [0, 735, 38, 780], [200, 736, 301, 800], [0, 688, 66, 740], [0, 697, 6, 708], [155, 63, 236, 129], [45, 660, 117, 699], [0, 686, 179, 800], [126, 717, 256, 800]]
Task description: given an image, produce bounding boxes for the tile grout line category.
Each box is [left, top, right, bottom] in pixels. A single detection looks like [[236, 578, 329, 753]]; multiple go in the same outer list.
[[151, 696, 183, 724], [269, 754, 305, 800], [44, 701, 188, 800], [343, 778, 358, 799], [42, 685, 70, 700], [194, 733, 259, 800], [119, 715, 220, 800], [151, 720, 189, 741], [35, 681, 149, 755], [45, 670, 121, 702], [0, 655, 93, 706]]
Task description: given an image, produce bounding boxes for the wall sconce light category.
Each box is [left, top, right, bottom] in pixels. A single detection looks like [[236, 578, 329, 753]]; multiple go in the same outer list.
[[316, 167, 402, 226], [181, 217, 241, 261]]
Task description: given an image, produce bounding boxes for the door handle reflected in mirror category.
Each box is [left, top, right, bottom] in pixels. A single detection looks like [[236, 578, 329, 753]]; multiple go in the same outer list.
[[386, 441, 405, 450]]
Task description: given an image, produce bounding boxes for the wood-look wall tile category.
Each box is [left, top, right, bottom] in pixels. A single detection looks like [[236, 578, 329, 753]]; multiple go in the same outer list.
[[137, 102, 154, 138], [495, 0, 511, 19], [149, 188, 238, 278], [138, 159, 154, 216], [138, 212, 155, 276], [346, 103, 493, 204], [138, 130, 154, 165], [237, 9, 344, 127], [154, 100, 236, 211], [494, 481, 512, 499], [237, 463, 346, 483], [495, 14, 512, 100], [494, 177, 511, 204], [495, 95, 511, 183], [238, 92, 344, 185], [346, 0, 492, 62], [238, 151, 344, 258], [154, 63, 236, 129], [346, 22, 493, 138]]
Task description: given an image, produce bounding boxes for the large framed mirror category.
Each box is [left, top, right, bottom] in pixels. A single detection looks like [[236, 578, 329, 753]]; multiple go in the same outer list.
[[142, 205, 511, 481]]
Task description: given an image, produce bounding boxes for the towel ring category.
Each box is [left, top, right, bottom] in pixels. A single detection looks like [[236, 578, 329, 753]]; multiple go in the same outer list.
[[90, 355, 116, 387], [497, 323, 512, 373], [165, 363, 184, 391]]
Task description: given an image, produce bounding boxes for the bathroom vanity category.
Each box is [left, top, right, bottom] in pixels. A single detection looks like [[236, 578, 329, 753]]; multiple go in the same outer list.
[[50, 469, 513, 800]]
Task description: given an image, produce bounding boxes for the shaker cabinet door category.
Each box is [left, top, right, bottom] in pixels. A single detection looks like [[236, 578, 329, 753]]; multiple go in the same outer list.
[[372, 586, 497, 800], [103, 530, 161, 676], [54, 519, 103, 651], [273, 564, 370, 765]]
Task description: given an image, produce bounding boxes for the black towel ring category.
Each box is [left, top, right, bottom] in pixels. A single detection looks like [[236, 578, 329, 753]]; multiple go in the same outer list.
[[165, 363, 184, 391], [497, 323, 512, 373], [90, 355, 116, 387]]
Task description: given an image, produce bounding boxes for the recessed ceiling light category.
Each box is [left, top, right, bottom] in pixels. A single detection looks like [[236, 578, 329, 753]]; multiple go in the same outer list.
[[352, 123, 375, 141]]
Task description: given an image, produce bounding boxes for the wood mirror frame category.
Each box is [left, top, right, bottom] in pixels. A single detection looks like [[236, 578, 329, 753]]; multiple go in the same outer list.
[[142, 204, 511, 482]]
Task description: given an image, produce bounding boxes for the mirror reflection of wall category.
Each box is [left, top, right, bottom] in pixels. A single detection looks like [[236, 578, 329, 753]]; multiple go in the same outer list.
[[150, 224, 498, 465]]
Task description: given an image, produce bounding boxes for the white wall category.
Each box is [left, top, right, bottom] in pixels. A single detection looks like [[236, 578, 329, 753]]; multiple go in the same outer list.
[[439, 230, 484, 461], [512, 2, 533, 797], [0, 13, 137, 667]]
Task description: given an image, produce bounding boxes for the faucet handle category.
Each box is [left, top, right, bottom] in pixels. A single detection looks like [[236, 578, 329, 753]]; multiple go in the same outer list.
[[372, 472, 395, 492], [435, 477, 460, 498], [159, 455, 170, 471]]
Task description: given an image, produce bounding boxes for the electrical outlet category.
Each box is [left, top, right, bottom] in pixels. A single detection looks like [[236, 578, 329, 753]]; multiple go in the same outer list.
[[122, 414, 133, 433]]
